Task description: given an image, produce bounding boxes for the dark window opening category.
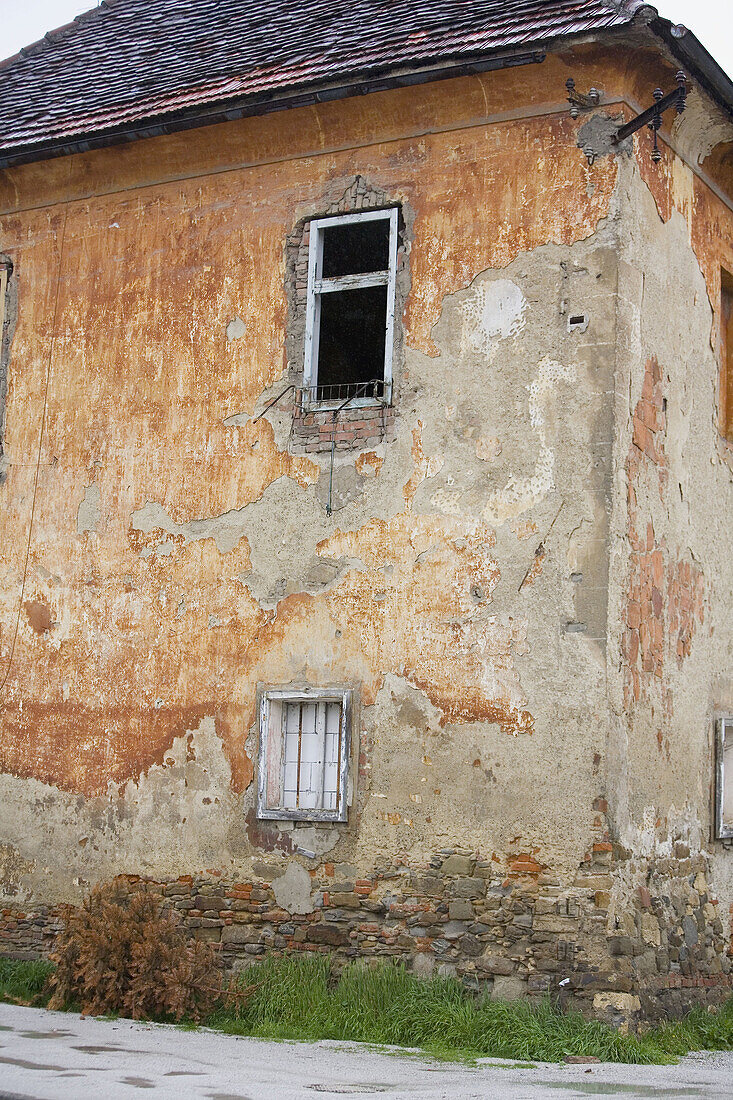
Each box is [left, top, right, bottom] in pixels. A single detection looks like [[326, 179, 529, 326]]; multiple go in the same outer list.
[[305, 210, 397, 406], [317, 286, 387, 401], [321, 219, 390, 279]]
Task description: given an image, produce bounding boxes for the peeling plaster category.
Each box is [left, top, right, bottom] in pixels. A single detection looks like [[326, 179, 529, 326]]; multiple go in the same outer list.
[[272, 862, 315, 914], [76, 483, 101, 535], [672, 88, 733, 165], [226, 315, 246, 341], [131, 499, 253, 556], [460, 278, 526, 355], [0, 718, 249, 903], [483, 356, 575, 525]]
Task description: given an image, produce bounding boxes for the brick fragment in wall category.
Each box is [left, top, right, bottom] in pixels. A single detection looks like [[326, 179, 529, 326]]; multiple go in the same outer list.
[[3, 838, 731, 1024], [622, 357, 707, 715]]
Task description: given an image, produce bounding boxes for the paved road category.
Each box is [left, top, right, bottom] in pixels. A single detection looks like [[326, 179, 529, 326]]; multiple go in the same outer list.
[[1, 1003, 732, 1099]]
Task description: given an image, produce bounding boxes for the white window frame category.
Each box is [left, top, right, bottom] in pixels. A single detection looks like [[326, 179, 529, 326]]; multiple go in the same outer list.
[[303, 208, 398, 408], [257, 686, 352, 823], [715, 715, 733, 840], [0, 265, 7, 331]]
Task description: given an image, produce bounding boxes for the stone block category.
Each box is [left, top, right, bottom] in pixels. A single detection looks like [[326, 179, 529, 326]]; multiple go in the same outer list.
[[330, 892, 361, 909], [412, 952, 435, 978], [194, 895, 226, 911], [408, 873, 443, 897], [533, 915, 578, 934], [308, 924, 349, 946], [592, 993, 640, 1035], [448, 900, 474, 921], [491, 976, 526, 1001], [193, 928, 221, 943], [683, 915, 698, 947], [480, 955, 514, 976], [441, 855, 475, 877], [641, 913, 661, 947], [451, 877, 486, 898], [221, 924, 256, 944]]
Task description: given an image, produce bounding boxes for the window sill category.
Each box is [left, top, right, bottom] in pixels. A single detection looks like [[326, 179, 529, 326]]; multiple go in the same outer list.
[[301, 396, 391, 413], [256, 808, 348, 824]]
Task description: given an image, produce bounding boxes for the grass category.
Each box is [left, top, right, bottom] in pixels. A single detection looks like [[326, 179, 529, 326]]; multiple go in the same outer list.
[[2, 952, 733, 1065], [208, 954, 732, 1064], [0, 957, 54, 1006]]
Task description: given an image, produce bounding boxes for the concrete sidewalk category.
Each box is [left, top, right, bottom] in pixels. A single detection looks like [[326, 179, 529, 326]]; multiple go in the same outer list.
[[0, 1002, 732, 1099]]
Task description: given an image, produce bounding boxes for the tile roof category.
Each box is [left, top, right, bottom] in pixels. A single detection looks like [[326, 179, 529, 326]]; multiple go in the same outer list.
[[0, 0, 640, 165]]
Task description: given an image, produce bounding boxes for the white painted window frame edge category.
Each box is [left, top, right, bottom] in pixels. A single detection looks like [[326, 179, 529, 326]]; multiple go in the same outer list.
[[0, 265, 6, 347], [303, 207, 398, 410], [714, 714, 733, 840], [257, 686, 352, 823]]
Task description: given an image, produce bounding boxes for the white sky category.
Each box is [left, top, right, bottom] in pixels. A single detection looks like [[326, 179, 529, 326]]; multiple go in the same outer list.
[[1, 0, 732, 80]]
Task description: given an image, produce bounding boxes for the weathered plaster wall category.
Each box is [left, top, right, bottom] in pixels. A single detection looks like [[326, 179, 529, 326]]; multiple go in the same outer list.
[[598, 112, 733, 1013], [1, 45, 732, 1018]]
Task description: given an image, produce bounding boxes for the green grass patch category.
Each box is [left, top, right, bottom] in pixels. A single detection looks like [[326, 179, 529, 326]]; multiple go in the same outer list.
[[0, 957, 54, 1006], [3, 952, 733, 1066], [205, 955, 702, 1064]]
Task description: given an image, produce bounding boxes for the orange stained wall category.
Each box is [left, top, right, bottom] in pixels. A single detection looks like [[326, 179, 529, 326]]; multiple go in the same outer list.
[[0, 43, 731, 802]]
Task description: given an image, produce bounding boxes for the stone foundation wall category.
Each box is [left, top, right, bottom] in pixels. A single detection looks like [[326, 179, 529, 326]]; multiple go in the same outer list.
[[3, 837, 731, 1026]]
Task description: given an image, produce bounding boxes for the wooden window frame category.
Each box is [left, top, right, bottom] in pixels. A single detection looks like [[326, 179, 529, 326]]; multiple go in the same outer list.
[[257, 686, 352, 823], [714, 714, 733, 840], [303, 208, 398, 408]]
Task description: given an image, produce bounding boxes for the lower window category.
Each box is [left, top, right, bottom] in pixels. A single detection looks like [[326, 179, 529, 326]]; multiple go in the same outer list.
[[257, 688, 351, 822], [715, 716, 733, 840]]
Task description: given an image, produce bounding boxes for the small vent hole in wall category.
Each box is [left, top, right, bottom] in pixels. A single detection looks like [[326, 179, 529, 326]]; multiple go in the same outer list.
[[567, 313, 589, 333]]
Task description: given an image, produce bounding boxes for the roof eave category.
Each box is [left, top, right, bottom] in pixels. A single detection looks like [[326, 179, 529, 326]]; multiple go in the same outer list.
[[0, 44, 549, 170], [650, 16, 733, 124]]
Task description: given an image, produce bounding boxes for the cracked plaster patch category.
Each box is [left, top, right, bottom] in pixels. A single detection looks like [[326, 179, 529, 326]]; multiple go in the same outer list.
[[131, 500, 253, 556], [460, 278, 527, 356], [483, 356, 575, 525], [77, 484, 101, 535]]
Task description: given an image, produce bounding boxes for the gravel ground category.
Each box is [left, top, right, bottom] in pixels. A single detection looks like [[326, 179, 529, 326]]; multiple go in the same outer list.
[[1, 1003, 733, 1099]]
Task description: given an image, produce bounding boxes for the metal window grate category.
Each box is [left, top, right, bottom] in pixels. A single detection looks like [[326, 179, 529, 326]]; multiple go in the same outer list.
[[282, 700, 344, 812]]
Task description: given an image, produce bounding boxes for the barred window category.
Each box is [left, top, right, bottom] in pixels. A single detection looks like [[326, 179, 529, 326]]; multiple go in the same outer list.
[[722, 270, 733, 442], [258, 688, 351, 822], [715, 715, 733, 840]]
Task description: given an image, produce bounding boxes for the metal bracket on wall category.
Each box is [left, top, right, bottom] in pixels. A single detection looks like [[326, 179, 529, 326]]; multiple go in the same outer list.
[[565, 78, 603, 118], [565, 72, 688, 165], [610, 71, 687, 162]]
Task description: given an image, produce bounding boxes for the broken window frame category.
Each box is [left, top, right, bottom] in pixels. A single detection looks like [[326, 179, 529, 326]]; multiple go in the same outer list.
[[303, 208, 398, 408], [257, 686, 352, 823], [714, 715, 733, 840]]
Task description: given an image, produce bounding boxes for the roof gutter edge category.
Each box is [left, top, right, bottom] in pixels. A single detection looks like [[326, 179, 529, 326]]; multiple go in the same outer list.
[[0, 46, 547, 170], [650, 17, 733, 121]]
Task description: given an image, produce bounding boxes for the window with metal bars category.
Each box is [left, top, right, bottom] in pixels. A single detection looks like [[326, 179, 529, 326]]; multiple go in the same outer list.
[[257, 688, 351, 821], [715, 715, 733, 840], [721, 270, 733, 442], [303, 209, 398, 406]]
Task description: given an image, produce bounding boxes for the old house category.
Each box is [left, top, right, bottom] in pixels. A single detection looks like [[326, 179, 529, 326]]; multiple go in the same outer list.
[[1, 0, 733, 1025]]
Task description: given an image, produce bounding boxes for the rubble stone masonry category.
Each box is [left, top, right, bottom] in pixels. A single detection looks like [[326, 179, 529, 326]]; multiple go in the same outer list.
[[2, 829, 731, 1028]]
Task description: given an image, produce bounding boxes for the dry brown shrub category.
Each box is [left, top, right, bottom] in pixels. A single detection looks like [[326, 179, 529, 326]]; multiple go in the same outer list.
[[48, 882, 222, 1021]]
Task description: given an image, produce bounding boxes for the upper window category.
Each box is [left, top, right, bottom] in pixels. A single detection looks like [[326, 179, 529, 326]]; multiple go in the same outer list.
[[257, 688, 351, 822], [721, 270, 733, 442], [715, 716, 733, 840], [304, 209, 398, 405]]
